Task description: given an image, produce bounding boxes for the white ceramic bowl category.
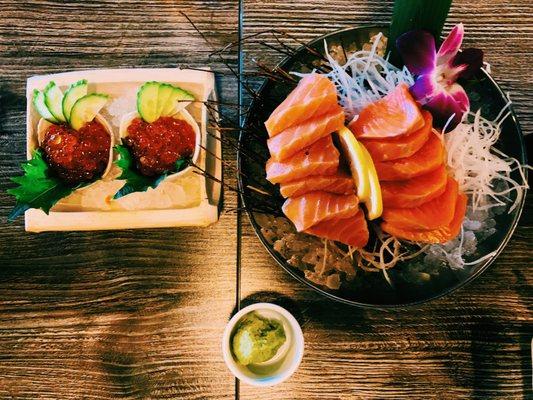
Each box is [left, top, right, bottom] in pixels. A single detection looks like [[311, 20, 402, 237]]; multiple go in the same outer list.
[[36, 114, 115, 189], [222, 303, 304, 387], [118, 108, 201, 182]]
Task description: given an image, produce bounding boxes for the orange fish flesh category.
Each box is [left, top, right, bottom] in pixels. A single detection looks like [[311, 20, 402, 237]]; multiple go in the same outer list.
[[381, 192, 467, 244], [305, 209, 369, 248], [349, 83, 424, 139], [282, 191, 360, 232], [279, 171, 354, 198], [267, 105, 344, 161], [374, 133, 445, 181], [360, 110, 433, 162], [381, 165, 448, 208], [265, 135, 339, 184], [381, 178, 459, 230], [265, 74, 339, 137]]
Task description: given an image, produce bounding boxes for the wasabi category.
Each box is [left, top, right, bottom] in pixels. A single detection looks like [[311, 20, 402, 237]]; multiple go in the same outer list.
[[231, 312, 286, 366]]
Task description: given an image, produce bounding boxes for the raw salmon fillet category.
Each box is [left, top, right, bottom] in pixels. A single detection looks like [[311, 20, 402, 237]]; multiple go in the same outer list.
[[374, 133, 444, 181], [267, 105, 344, 161], [265, 136, 340, 184], [361, 111, 433, 162], [305, 209, 369, 248], [382, 178, 459, 230], [381, 165, 448, 208], [279, 171, 354, 198], [265, 74, 339, 137], [349, 84, 424, 139], [282, 191, 360, 231], [381, 192, 467, 244]]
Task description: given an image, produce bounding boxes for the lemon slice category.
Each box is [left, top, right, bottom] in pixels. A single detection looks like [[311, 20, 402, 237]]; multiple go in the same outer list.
[[360, 145, 383, 220], [337, 127, 370, 201]]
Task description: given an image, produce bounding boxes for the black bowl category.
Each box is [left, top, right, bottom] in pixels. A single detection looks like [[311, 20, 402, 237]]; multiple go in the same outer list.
[[238, 26, 528, 308]]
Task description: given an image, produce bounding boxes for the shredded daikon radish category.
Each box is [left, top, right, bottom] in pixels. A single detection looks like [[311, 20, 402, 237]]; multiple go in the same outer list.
[[293, 34, 414, 120], [324, 34, 415, 120], [444, 103, 529, 214]]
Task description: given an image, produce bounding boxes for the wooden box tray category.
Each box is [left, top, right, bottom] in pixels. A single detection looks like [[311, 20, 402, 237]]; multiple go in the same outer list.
[[24, 68, 221, 232]]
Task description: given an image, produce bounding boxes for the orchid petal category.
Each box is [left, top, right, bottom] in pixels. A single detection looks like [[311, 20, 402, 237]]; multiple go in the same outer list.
[[437, 23, 464, 65], [438, 63, 467, 84], [410, 74, 437, 104], [424, 84, 469, 130], [452, 48, 484, 79], [396, 30, 436, 75], [448, 83, 470, 112]]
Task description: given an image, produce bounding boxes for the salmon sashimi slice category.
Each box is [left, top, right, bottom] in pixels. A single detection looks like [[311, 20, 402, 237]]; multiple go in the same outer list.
[[279, 171, 354, 198], [381, 165, 448, 208], [265, 74, 339, 137], [305, 210, 369, 248], [382, 178, 459, 230], [381, 192, 467, 244], [360, 110, 433, 162], [282, 191, 360, 231], [374, 133, 444, 181], [265, 136, 339, 184], [349, 83, 424, 139], [267, 105, 344, 161]]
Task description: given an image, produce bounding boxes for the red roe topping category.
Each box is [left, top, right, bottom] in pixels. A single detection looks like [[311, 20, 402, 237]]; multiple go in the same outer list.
[[124, 116, 196, 177], [41, 120, 111, 184]]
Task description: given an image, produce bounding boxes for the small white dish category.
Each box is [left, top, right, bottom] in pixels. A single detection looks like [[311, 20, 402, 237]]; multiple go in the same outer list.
[[36, 114, 115, 188], [222, 303, 304, 387], [118, 108, 201, 182]]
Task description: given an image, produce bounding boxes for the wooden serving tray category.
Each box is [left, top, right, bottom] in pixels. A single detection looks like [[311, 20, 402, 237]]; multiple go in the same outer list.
[[25, 68, 221, 232]]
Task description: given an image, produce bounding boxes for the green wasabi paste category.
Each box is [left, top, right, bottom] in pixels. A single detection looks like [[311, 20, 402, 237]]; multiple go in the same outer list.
[[231, 312, 286, 366]]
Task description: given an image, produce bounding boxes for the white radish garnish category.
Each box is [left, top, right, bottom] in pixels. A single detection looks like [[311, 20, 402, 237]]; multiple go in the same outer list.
[[444, 102, 529, 214], [328, 33, 414, 119]]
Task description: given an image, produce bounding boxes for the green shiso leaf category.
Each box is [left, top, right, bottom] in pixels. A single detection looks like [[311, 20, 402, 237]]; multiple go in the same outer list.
[[6, 149, 81, 221], [113, 144, 190, 199], [387, 0, 452, 66]]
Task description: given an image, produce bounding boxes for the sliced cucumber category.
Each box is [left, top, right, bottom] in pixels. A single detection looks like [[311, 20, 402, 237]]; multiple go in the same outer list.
[[43, 81, 66, 122], [161, 86, 195, 116], [156, 84, 174, 117], [62, 79, 88, 123], [69, 93, 109, 131], [33, 89, 58, 123], [137, 81, 160, 123]]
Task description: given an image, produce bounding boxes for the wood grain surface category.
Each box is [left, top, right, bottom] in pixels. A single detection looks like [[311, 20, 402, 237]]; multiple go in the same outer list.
[[239, 0, 532, 399], [0, 1, 240, 399], [0, 0, 531, 399]]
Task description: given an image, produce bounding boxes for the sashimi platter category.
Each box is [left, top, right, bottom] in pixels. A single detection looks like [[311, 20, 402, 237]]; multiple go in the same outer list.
[[4, 5, 528, 307], [239, 25, 528, 306]]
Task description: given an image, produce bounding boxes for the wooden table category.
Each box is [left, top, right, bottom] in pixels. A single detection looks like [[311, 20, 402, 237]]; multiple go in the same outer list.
[[0, 1, 531, 399]]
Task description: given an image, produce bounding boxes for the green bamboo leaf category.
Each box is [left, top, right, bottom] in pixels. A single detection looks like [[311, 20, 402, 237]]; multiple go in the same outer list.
[[387, 0, 452, 66]]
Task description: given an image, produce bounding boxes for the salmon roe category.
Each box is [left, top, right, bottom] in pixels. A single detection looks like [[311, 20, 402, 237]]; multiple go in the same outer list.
[[41, 120, 111, 184], [124, 116, 196, 177]]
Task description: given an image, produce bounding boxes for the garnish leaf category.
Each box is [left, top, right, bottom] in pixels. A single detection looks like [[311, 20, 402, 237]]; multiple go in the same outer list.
[[7, 150, 80, 221], [387, 0, 452, 66], [113, 145, 190, 199]]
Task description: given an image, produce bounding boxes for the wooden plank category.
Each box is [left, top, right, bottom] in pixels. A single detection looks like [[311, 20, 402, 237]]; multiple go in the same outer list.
[[239, 0, 532, 398], [0, 1, 239, 399]]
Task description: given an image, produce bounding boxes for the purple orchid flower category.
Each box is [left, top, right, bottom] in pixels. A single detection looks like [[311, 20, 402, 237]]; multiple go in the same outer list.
[[396, 23, 483, 130]]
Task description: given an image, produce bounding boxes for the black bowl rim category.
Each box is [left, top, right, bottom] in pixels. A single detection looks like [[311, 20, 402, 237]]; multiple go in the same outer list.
[[237, 25, 528, 309]]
